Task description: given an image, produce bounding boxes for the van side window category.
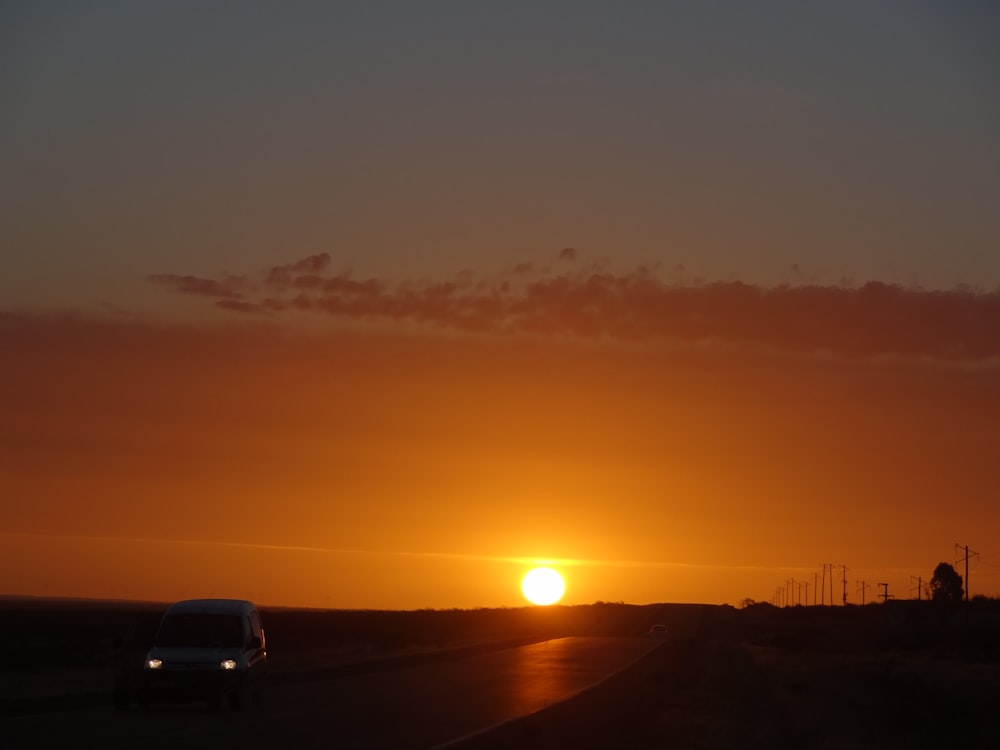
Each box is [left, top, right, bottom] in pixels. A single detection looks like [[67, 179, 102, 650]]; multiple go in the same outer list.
[[249, 611, 265, 648]]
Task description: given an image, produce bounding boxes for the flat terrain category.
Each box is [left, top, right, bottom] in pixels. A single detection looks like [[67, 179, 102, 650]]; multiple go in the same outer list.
[[455, 602, 1000, 749], [2, 598, 999, 748]]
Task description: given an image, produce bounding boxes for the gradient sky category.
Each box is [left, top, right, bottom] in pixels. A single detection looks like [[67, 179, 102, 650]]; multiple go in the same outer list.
[[2, 2, 999, 609]]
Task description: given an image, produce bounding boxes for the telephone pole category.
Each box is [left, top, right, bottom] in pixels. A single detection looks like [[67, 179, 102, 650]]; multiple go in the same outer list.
[[856, 580, 871, 605], [841, 565, 849, 606], [910, 576, 925, 601], [822, 563, 837, 606], [955, 543, 979, 601], [878, 582, 891, 603]]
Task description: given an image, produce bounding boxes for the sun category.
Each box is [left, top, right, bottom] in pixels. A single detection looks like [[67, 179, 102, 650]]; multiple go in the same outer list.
[[521, 567, 565, 606]]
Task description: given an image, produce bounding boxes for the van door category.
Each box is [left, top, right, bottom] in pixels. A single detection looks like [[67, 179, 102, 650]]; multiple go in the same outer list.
[[247, 610, 266, 669]]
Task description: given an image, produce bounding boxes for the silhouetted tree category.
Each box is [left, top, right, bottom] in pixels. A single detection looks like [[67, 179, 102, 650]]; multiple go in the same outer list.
[[930, 562, 963, 602]]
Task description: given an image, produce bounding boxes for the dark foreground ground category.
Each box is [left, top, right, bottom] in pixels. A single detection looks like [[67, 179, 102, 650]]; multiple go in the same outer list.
[[454, 600, 1000, 749], [2, 597, 999, 748]]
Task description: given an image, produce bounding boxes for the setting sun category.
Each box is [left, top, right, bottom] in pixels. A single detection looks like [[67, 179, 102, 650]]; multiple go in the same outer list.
[[521, 567, 566, 606]]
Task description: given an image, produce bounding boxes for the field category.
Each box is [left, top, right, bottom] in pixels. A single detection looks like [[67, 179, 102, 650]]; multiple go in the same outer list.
[[2, 597, 998, 747]]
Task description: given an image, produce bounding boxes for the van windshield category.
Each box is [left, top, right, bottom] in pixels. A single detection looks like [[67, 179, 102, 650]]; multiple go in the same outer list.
[[155, 614, 244, 648]]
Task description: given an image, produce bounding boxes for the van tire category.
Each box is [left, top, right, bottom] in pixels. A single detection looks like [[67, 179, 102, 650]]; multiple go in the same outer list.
[[229, 684, 251, 711]]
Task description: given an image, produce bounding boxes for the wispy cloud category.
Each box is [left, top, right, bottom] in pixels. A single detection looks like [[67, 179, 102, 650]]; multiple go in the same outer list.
[[0, 532, 828, 573], [147, 273, 244, 299], [148, 252, 1000, 361]]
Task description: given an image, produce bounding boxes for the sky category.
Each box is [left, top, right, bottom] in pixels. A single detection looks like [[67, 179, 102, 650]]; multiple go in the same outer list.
[[1, 1, 999, 609]]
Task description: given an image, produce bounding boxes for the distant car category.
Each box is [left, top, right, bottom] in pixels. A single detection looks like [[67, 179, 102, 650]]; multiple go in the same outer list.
[[646, 624, 668, 637], [139, 599, 267, 710]]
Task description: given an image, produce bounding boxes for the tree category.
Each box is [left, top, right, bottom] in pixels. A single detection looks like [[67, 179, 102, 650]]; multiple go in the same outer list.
[[929, 562, 963, 602]]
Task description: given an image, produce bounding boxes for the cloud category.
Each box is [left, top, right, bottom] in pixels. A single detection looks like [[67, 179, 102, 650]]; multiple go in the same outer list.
[[0, 532, 841, 572], [147, 256, 1000, 362], [147, 273, 243, 299], [265, 253, 332, 286], [215, 299, 272, 315]]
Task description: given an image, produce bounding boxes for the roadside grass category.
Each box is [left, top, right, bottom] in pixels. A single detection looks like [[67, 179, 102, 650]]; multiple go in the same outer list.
[[752, 646, 1000, 748]]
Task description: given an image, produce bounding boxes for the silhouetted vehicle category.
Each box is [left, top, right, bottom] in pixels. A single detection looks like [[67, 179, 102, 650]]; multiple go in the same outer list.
[[645, 624, 668, 637], [139, 599, 267, 710]]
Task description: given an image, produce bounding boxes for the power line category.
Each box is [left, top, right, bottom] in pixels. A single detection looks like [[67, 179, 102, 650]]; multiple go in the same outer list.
[[856, 580, 871, 605], [878, 582, 892, 603], [820, 562, 839, 606], [955, 543, 980, 601]]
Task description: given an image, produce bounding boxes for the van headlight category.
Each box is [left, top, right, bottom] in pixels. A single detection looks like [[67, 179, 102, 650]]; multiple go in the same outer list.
[[220, 659, 237, 670], [146, 658, 163, 670]]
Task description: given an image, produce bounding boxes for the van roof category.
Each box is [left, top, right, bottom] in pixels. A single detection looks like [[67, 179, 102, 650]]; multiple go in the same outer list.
[[164, 599, 257, 616]]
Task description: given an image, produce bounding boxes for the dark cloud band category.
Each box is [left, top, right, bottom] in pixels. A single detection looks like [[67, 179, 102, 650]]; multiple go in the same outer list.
[[147, 255, 1000, 361]]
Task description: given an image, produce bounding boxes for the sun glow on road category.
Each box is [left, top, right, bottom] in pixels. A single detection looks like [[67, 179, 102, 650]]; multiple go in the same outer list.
[[521, 567, 565, 605]]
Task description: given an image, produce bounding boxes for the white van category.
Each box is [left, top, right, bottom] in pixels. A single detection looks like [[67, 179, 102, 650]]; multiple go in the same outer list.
[[141, 599, 266, 710]]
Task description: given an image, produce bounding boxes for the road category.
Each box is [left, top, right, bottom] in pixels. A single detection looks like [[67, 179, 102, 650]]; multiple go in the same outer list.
[[1, 636, 662, 750]]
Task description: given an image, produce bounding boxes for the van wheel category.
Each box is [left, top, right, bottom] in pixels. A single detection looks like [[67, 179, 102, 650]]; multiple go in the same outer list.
[[228, 684, 250, 711]]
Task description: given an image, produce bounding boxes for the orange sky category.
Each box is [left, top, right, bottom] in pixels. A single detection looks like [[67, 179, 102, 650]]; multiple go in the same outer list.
[[2, 267, 999, 608], [3, 5, 998, 611]]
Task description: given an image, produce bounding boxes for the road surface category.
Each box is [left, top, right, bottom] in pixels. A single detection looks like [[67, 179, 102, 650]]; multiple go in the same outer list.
[[1, 636, 662, 750]]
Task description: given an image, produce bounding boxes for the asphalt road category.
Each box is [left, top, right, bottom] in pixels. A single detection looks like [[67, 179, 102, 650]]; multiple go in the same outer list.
[[1, 636, 662, 750]]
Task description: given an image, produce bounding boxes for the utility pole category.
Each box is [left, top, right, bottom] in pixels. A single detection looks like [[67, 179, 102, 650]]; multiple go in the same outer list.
[[822, 563, 836, 606], [820, 564, 826, 605], [794, 579, 807, 607], [955, 543, 979, 601], [856, 580, 871, 605], [878, 582, 890, 603], [910, 576, 925, 601], [813, 572, 818, 606], [841, 565, 849, 606]]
